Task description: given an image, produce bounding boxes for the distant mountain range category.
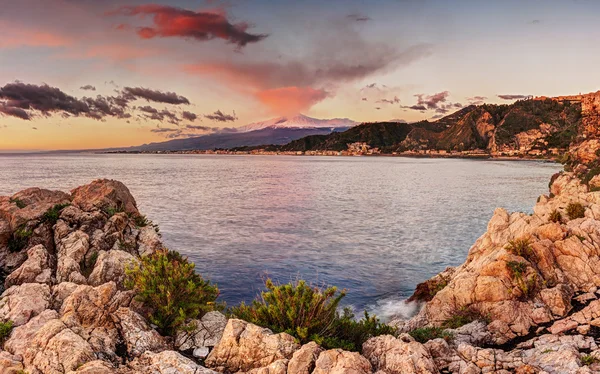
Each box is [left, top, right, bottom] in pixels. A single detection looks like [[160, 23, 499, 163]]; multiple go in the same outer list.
[[119, 114, 355, 152]]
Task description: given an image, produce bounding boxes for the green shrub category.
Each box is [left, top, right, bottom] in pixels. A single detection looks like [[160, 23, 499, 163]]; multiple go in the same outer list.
[[566, 202, 585, 219], [134, 215, 150, 227], [506, 261, 538, 298], [549, 210, 562, 223], [9, 198, 26, 209], [505, 237, 534, 260], [41, 203, 70, 225], [231, 279, 395, 351], [409, 327, 453, 344], [442, 307, 490, 329], [125, 249, 219, 336], [7, 227, 32, 253], [0, 320, 13, 344], [581, 354, 598, 366], [103, 205, 124, 217]]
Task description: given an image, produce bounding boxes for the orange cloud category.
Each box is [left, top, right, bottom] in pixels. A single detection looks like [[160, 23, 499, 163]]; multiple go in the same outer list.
[[256, 87, 329, 116], [0, 27, 73, 48]]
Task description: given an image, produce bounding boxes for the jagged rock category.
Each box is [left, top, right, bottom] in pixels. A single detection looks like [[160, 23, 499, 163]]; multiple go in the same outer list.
[[71, 179, 139, 216], [0, 350, 24, 373], [111, 307, 168, 358], [137, 225, 163, 256], [88, 250, 136, 287], [0, 282, 51, 326], [362, 334, 437, 374], [540, 284, 574, 317], [521, 334, 596, 374], [447, 320, 492, 346], [204, 319, 299, 372], [20, 318, 96, 373], [56, 230, 90, 284], [5, 309, 59, 357], [312, 349, 372, 374], [1, 187, 70, 229], [124, 350, 216, 374], [175, 311, 228, 352], [4, 244, 52, 287], [50, 281, 80, 310], [287, 341, 323, 374]]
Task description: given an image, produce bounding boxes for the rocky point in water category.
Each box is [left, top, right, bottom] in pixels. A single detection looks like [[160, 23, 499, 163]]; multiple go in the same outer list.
[[4, 141, 600, 373]]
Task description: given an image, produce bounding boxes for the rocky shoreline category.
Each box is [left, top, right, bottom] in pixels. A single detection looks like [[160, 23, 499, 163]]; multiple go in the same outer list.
[[2, 141, 600, 373]]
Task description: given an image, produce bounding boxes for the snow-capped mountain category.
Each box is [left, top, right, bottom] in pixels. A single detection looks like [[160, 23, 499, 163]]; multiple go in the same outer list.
[[238, 114, 357, 132]]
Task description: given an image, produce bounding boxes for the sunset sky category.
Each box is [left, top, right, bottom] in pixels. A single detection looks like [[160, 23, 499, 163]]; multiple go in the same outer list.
[[1, 0, 599, 150]]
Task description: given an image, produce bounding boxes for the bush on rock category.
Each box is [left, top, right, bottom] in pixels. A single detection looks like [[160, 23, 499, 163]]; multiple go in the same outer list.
[[231, 279, 395, 351], [125, 249, 219, 336]]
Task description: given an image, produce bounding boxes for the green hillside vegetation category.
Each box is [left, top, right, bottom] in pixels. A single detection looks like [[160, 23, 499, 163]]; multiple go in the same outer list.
[[274, 98, 583, 154]]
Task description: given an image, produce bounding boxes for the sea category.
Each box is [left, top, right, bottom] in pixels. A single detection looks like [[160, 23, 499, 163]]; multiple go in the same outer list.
[[0, 154, 562, 320]]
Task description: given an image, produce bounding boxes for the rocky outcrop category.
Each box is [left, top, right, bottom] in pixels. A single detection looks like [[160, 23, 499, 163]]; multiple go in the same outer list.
[[175, 310, 228, 358], [0, 180, 217, 374], [204, 319, 299, 373], [311, 349, 371, 374], [362, 334, 437, 374]]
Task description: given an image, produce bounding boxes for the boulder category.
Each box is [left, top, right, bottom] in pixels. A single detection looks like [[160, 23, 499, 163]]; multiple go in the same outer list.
[[71, 179, 138, 216], [56, 230, 90, 284], [540, 284, 574, 317], [175, 311, 228, 352], [4, 244, 53, 287], [125, 350, 216, 374], [111, 307, 168, 358], [312, 349, 372, 374], [67, 360, 116, 373], [287, 341, 323, 374], [5, 309, 59, 357], [205, 319, 299, 372], [0, 282, 51, 326], [246, 359, 289, 374], [137, 225, 163, 257], [88, 250, 136, 287], [362, 334, 437, 374]]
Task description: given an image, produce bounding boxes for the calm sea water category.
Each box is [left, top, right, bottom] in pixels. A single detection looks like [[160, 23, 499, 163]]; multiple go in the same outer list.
[[0, 154, 561, 319]]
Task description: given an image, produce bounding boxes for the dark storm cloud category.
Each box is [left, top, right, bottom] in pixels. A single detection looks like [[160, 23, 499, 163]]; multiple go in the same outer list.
[[204, 109, 237, 122], [0, 104, 30, 120], [0, 81, 188, 125], [80, 85, 96, 91], [498, 94, 531, 100], [182, 111, 198, 121], [122, 87, 190, 105], [108, 4, 268, 48]]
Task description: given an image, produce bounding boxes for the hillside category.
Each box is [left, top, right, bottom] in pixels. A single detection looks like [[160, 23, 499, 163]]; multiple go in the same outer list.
[[271, 95, 590, 156]]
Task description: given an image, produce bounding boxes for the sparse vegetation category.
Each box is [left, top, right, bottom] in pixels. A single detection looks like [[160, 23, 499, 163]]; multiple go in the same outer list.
[[41, 203, 70, 225], [549, 210, 562, 223], [0, 320, 14, 344], [566, 202, 585, 220], [103, 205, 124, 217], [581, 354, 598, 366], [9, 198, 26, 209], [125, 249, 219, 336], [231, 278, 395, 351], [506, 261, 538, 298], [505, 237, 534, 260], [7, 226, 33, 253], [442, 306, 490, 329], [134, 214, 150, 227], [409, 327, 453, 344]]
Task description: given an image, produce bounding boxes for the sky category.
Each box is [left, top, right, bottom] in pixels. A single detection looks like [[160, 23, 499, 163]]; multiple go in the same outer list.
[[1, 0, 599, 151]]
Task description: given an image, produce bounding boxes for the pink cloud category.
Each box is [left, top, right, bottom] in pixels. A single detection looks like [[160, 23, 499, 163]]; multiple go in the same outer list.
[[256, 87, 330, 116]]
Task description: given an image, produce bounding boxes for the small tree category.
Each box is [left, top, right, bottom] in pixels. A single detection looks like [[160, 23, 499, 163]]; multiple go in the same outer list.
[[125, 249, 219, 336]]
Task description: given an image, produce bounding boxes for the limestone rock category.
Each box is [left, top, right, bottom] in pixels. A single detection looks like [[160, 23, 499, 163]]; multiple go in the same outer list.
[[205, 319, 299, 372], [4, 244, 53, 287], [312, 349, 372, 374], [287, 341, 323, 374], [137, 225, 163, 257], [71, 179, 139, 216], [111, 307, 168, 358], [0, 350, 24, 373], [5, 309, 59, 357], [175, 311, 228, 352], [245, 359, 289, 374], [88, 250, 136, 288], [362, 334, 437, 374], [56, 230, 90, 284], [540, 284, 574, 317], [0, 282, 51, 326], [125, 350, 217, 374], [67, 360, 116, 373]]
